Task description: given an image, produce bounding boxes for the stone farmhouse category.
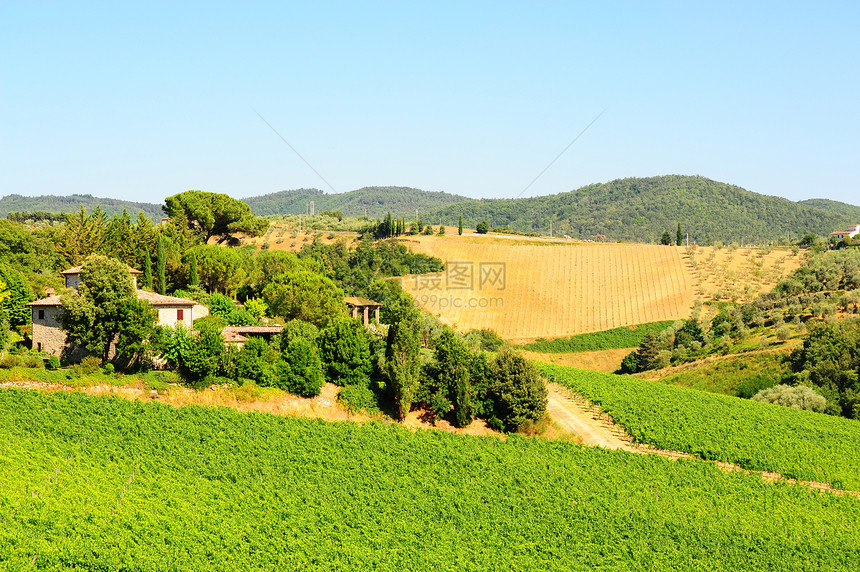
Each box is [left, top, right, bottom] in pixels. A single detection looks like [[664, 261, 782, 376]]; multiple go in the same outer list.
[[28, 265, 209, 357]]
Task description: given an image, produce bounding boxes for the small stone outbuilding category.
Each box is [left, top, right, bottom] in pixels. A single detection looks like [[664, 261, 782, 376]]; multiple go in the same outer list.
[[345, 296, 381, 325]]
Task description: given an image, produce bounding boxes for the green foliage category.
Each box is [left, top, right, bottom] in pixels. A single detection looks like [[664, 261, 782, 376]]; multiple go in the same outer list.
[[278, 338, 325, 397], [789, 319, 860, 418], [188, 244, 251, 295], [2, 389, 860, 569], [47, 355, 61, 370], [60, 255, 157, 364], [187, 249, 199, 287], [163, 189, 267, 245], [319, 317, 372, 386], [229, 337, 278, 387], [243, 297, 267, 320], [676, 223, 683, 246], [523, 321, 675, 353], [242, 186, 469, 218], [488, 348, 547, 431], [158, 324, 194, 370], [475, 221, 489, 234], [263, 269, 344, 327], [464, 328, 506, 352], [458, 215, 463, 235], [142, 250, 153, 290], [540, 362, 860, 489], [156, 235, 166, 294], [385, 307, 422, 420], [337, 382, 378, 412], [751, 384, 827, 412], [279, 319, 320, 349], [207, 293, 236, 320], [181, 322, 225, 382], [432, 328, 474, 427], [657, 352, 786, 398], [660, 230, 673, 245], [0, 193, 163, 221], [0, 264, 34, 326], [431, 175, 858, 244]]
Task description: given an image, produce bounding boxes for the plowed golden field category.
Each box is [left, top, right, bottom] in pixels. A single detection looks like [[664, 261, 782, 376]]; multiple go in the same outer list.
[[400, 235, 695, 342]]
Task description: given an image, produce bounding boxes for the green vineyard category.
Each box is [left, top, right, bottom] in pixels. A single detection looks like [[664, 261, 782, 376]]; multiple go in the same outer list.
[[539, 363, 860, 490], [1, 388, 858, 570]]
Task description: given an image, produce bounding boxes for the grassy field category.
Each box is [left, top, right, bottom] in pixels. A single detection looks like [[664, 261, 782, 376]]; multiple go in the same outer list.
[[539, 363, 860, 490], [640, 350, 791, 397], [401, 235, 695, 341], [1, 388, 858, 571], [520, 321, 675, 353]]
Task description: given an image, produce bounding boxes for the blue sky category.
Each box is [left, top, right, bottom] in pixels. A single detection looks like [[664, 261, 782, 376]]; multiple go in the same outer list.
[[2, 1, 858, 205]]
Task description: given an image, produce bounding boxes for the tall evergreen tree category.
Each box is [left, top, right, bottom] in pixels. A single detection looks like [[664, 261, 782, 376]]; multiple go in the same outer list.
[[142, 251, 153, 290], [677, 223, 683, 246], [188, 250, 199, 287], [385, 307, 422, 420], [156, 235, 166, 294], [458, 215, 463, 236]]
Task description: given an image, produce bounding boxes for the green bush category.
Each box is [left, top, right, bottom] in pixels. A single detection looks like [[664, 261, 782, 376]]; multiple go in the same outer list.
[[277, 338, 325, 397], [488, 348, 547, 432], [79, 356, 102, 375], [338, 383, 377, 413], [0, 354, 22, 369], [47, 355, 61, 370], [23, 355, 42, 368], [751, 384, 827, 413]]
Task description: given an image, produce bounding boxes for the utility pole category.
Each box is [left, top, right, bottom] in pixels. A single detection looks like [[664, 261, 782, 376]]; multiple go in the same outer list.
[[309, 201, 314, 216], [686, 232, 689, 247]]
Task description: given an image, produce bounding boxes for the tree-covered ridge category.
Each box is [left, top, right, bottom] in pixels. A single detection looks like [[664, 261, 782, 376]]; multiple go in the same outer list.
[[428, 175, 859, 244], [0, 193, 163, 221], [241, 186, 470, 218], [798, 198, 860, 222]]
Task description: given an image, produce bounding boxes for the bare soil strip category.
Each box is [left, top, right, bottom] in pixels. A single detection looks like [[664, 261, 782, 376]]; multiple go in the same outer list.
[[546, 382, 860, 498]]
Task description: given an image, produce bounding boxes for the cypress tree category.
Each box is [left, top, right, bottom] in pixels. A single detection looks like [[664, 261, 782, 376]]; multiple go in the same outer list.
[[458, 215, 463, 235], [142, 251, 153, 290], [188, 250, 199, 287], [156, 235, 166, 294], [676, 223, 683, 246]]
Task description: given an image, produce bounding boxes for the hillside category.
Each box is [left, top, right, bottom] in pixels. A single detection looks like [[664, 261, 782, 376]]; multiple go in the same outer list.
[[798, 198, 860, 222], [428, 175, 858, 244], [241, 186, 469, 218], [3, 388, 858, 569], [400, 235, 695, 341], [0, 193, 163, 221]]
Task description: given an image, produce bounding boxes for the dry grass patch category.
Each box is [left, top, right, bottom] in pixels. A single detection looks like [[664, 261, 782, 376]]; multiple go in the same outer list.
[[401, 235, 695, 341]]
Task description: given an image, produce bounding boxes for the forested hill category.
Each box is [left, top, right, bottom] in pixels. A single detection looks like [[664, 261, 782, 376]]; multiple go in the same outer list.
[[0, 194, 163, 221], [798, 199, 860, 222], [241, 186, 469, 218], [427, 176, 858, 244]]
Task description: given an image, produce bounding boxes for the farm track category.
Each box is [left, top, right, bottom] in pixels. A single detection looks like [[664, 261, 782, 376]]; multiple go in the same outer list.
[[546, 382, 860, 498]]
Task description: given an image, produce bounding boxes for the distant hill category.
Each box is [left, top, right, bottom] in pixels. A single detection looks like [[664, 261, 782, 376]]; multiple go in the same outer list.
[[427, 175, 859, 244], [242, 186, 469, 218], [0, 194, 163, 221], [798, 199, 860, 223]]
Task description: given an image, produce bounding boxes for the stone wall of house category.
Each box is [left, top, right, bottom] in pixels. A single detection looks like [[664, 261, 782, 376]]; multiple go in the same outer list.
[[191, 304, 210, 322], [155, 304, 209, 328], [31, 306, 67, 356]]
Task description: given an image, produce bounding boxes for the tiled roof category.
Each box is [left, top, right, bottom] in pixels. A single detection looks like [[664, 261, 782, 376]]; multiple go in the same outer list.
[[344, 296, 381, 307], [27, 294, 63, 307], [223, 325, 284, 335], [61, 265, 142, 275], [222, 329, 249, 344], [135, 290, 200, 306], [28, 290, 201, 307]]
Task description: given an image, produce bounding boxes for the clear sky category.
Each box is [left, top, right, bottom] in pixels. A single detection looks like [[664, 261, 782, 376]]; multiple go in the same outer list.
[[2, 1, 858, 205]]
